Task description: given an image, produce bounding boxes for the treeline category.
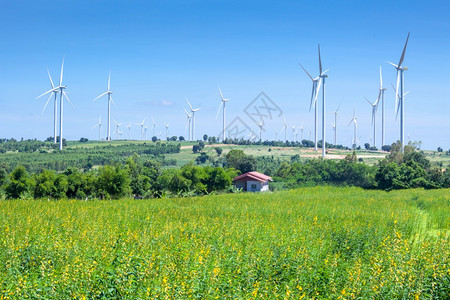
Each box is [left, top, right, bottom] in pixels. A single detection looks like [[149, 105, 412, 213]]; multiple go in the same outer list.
[[0, 155, 238, 200], [0, 141, 180, 173], [272, 142, 450, 190]]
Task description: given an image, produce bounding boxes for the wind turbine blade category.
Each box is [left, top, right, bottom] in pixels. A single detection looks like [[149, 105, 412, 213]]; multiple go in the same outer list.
[[109, 95, 116, 106], [386, 61, 398, 68], [309, 83, 315, 112], [299, 63, 314, 81], [93, 92, 108, 101], [348, 119, 354, 127], [63, 92, 73, 106], [336, 100, 342, 112], [47, 68, 55, 88], [322, 69, 330, 75], [379, 66, 383, 89], [364, 97, 372, 106], [186, 97, 193, 111], [108, 72, 111, 91], [41, 93, 53, 113], [314, 77, 322, 105], [395, 71, 400, 113], [59, 57, 64, 86], [36, 88, 55, 100], [215, 102, 223, 119], [318, 44, 322, 75], [398, 32, 410, 67], [218, 86, 224, 100]]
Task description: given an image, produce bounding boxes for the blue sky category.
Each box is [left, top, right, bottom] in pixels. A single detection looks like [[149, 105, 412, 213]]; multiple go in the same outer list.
[[0, 0, 449, 149]]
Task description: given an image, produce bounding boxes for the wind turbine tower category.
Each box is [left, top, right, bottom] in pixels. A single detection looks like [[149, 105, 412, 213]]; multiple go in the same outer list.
[[164, 123, 170, 140], [126, 122, 131, 140], [318, 44, 328, 158], [388, 32, 410, 152], [257, 121, 263, 141], [348, 109, 358, 150], [365, 97, 379, 148], [114, 120, 122, 140], [378, 67, 387, 147], [92, 116, 102, 140], [93, 72, 115, 141], [186, 98, 200, 141], [217, 87, 230, 141], [282, 118, 289, 141]]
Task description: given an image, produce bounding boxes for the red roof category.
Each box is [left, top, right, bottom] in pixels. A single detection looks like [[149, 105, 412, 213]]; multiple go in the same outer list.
[[233, 171, 273, 182]]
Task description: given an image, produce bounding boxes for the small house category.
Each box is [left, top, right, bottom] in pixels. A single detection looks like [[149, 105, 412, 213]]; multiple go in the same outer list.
[[233, 171, 273, 192]]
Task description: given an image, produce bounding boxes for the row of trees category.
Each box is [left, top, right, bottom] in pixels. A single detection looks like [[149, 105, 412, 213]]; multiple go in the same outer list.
[[0, 155, 239, 200], [272, 142, 450, 190]]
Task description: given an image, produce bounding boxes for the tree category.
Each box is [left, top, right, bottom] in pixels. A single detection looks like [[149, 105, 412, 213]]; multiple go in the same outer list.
[[4, 166, 35, 199], [96, 165, 131, 199], [170, 136, 177, 141], [79, 137, 89, 142], [193, 145, 200, 154], [364, 143, 370, 150], [215, 147, 223, 156], [437, 147, 443, 152], [196, 152, 209, 164], [203, 134, 208, 141], [179, 136, 185, 141], [152, 136, 158, 142], [225, 149, 256, 174], [381, 145, 391, 152]]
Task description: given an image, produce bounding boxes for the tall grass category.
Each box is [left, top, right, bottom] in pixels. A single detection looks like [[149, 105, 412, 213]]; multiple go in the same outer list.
[[0, 187, 448, 298]]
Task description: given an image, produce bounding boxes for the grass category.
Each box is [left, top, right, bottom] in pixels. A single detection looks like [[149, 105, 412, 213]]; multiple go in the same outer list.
[[0, 187, 448, 298]]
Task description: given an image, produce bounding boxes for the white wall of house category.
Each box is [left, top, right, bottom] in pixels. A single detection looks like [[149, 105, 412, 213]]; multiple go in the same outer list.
[[246, 180, 261, 192], [260, 180, 269, 192]]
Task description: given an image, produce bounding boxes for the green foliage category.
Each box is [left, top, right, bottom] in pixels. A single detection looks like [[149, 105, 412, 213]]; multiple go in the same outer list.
[[4, 166, 35, 199], [375, 141, 446, 190], [225, 149, 256, 174], [0, 141, 180, 173], [96, 165, 131, 199]]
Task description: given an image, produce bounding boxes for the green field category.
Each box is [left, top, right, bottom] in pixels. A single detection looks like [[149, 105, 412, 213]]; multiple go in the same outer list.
[[0, 187, 448, 298]]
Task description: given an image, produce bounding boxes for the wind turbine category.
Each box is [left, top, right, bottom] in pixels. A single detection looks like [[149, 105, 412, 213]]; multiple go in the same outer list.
[[93, 72, 115, 141], [299, 63, 320, 151], [291, 123, 296, 141], [331, 103, 341, 146], [318, 44, 328, 158], [299, 123, 304, 141], [186, 98, 200, 141], [126, 122, 131, 140], [331, 123, 336, 145], [36, 68, 59, 144], [113, 119, 122, 140], [348, 109, 358, 150], [216, 87, 230, 141], [387, 32, 410, 152], [136, 119, 145, 140], [144, 125, 149, 140], [92, 116, 102, 141], [152, 117, 157, 137], [378, 67, 387, 146], [274, 130, 278, 141], [164, 123, 170, 140], [256, 121, 263, 141], [282, 117, 289, 141], [183, 109, 192, 141], [365, 97, 379, 148], [37, 59, 71, 150]]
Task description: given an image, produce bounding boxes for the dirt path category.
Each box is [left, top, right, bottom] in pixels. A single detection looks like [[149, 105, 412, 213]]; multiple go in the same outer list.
[[180, 144, 237, 150]]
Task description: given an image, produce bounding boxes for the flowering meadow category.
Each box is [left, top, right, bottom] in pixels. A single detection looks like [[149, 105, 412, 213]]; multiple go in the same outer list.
[[0, 187, 448, 299]]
